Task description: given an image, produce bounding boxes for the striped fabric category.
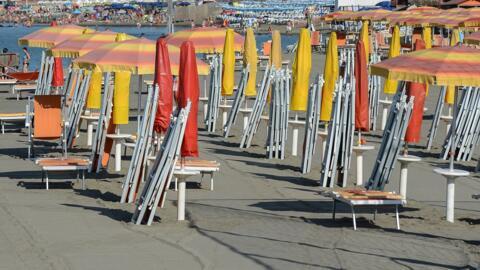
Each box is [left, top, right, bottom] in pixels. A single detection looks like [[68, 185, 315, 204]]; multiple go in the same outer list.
[[166, 27, 244, 54], [18, 25, 95, 49], [50, 31, 136, 58], [73, 38, 209, 76], [371, 46, 480, 87], [464, 31, 480, 45]]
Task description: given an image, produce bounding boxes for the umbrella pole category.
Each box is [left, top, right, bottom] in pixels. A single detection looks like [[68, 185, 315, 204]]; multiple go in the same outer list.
[[138, 74, 143, 116], [449, 87, 459, 171]]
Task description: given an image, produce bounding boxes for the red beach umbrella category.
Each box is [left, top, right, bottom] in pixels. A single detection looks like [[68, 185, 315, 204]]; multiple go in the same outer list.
[[49, 21, 64, 87], [51, 57, 64, 87], [177, 41, 199, 157], [354, 40, 369, 132], [153, 38, 174, 134], [405, 39, 427, 143]]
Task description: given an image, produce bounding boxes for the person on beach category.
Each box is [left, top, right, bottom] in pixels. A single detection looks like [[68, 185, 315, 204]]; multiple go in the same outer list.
[[22, 47, 30, 72]]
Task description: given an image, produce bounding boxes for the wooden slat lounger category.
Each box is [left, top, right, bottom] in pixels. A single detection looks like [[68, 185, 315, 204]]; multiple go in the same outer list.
[[0, 112, 26, 134], [35, 158, 90, 190]]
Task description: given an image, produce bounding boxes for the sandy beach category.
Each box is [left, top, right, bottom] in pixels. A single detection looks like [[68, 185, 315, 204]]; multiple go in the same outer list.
[[0, 50, 479, 269]]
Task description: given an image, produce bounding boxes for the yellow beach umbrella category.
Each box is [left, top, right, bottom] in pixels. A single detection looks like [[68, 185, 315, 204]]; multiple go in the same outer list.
[[383, 25, 401, 94], [445, 29, 461, 105], [243, 28, 258, 96], [290, 29, 311, 111], [270, 30, 282, 69], [86, 71, 103, 109], [422, 26, 432, 49], [359, 20, 370, 61], [222, 28, 236, 96], [320, 32, 339, 121], [113, 71, 131, 124]]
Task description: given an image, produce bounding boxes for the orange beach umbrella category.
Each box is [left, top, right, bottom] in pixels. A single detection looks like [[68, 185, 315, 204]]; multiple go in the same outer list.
[[18, 24, 95, 49], [73, 38, 209, 76], [50, 31, 136, 58], [166, 27, 244, 54]]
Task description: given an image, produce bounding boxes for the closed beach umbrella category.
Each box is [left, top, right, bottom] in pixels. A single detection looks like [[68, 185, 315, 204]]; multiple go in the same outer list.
[[320, 31, 338, 121], [73, 38, 209, 76], [359, 20, 370, 61], [222, 29, 235, 96], [86, 71, 102, 109], [113, 71, 131, 124], [354, 40, 369, 131], [166, 27, 244, 54], [50, 31, 136, 58], [422, 26, 432, 49], [153, 38, 174, 134], [404, 39, 427, 143], [51, 57, 64, 87], [18, 24, 95, 49], [445, 29, 461, 105], [383, 25, 401, 94], [178, 41, 199, 157], [290, 28, 311, 112], [269, 30, 282, 69], [243, 28, 258, 97]]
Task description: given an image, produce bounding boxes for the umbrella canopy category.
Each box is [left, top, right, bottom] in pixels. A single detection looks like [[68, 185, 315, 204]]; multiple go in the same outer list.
[[18, 24, 95, 49], [404, 39, 427, 143], [383, 25, 401, 94], [371, 46, 480, 87], [320, 31, 339, 121], [50, 31, 136, 58], [359, 20, 370, 61], [355, 40, 369, 131], [112, 71, 131, 125], [153, 38, 174, 134], [51, 57, 64, 87], [269, 30, 282, 69], [73, 38, 209, 76], [177, 41, 199, 157], [290, 29, 311, 112], [222, 28, 236, 96], [243, 28, 258, 97], [166, 27, 244, 54]]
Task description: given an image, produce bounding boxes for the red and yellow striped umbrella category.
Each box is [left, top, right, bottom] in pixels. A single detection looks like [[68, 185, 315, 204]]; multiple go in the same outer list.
[[18, 24, 95, 49], [166, 27, 244, 53], [73, 38, 209, 76], [371, 46, 480, 87], [320, 10, 353, 21], [49, 31, 136, 58]]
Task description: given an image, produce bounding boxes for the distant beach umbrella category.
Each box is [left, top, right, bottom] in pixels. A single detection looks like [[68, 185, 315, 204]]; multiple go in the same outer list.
[[290, 28, 311, 112], [166, 27, 244, 54], [18, 24, 95, 49], [222, 29, 235, 96], [178, 41, 199, 158], [320, 32, 338, 121], [153, 38, 174, 134], [243, 28, 258, 97], [383, 25, 400, 95], [73, 38, 209, 76]]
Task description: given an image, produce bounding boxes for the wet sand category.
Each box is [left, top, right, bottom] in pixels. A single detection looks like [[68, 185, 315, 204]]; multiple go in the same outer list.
[[0, 52, 479, 269]]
